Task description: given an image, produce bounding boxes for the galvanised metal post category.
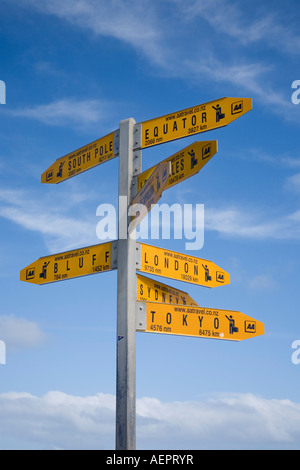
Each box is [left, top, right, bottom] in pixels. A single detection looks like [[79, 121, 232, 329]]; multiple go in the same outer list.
[[116, 118, 141, 450]]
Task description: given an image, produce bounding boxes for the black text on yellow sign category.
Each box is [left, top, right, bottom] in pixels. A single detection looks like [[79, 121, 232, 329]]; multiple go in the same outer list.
[[137, 274, 198, 306], [136, 302, 264, 341], [41, 131, 117, 184], [136, 243, 230, 288], [136, 97, 252, 149], [20, 241, 117, 285], [137, 141, 218, 192]]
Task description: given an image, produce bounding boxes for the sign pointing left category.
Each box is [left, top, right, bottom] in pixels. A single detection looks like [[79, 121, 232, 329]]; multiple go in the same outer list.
[[41, 131, 119, 184], [20, 241, 118, 285]]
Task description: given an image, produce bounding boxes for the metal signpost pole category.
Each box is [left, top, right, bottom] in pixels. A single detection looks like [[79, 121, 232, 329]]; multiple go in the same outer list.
[[116, 118, 139, 450]]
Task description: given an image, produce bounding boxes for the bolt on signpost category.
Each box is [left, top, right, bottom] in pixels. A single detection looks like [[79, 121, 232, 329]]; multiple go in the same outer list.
[[20, 96, 264, 450]]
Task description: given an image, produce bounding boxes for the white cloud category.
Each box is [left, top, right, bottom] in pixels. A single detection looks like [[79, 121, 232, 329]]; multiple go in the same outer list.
[[0, 315, 45, 351], [248, 274, 278, 291], [283, 158, 300, 170], [285, 173, 300, 194], [0, 187, 98, 253], [205, 205, 300, 241], [231, 148, 300, 169], [137, 393, 300, 448], [9, 98, 112, 130], [21, 0, 164, 65], [15, 0, 294, 119], [1, 187, 300, 249], [23, 0, 300, 59], [175, 0, 300, 53], [0, 391, 299, 449], [0, 391, 115, 449]]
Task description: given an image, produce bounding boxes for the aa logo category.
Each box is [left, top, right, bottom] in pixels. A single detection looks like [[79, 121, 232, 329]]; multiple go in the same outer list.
[[46, 170, 53, 181], [26, 268, 35, 280], [245, 321, 256, 333], [231, 100, 243, 114], [202, 144, 211, 160], [216, 271, 224, 283]]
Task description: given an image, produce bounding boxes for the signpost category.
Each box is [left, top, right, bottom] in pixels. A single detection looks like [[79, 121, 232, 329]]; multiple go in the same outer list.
[[137, 141, 218, 192], [21, 95, 262, 450], [20, 241, 117, 285], [136, 242, 230, 288], [136, 302, 264, 341], [41, 131, 119, 184], [134, 97, 252, 150]]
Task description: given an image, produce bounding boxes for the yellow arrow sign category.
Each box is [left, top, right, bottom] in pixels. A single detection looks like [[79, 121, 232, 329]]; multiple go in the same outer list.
[[20, 241, 117, 285], [136, 97, 252, 149], [137, 274, 198, 306], [137, 141, 217, 192], [130, 161, 171, 231], [41, 131, 118, 184], [136, 243, 230, 288], [136, 302, 264, 341]]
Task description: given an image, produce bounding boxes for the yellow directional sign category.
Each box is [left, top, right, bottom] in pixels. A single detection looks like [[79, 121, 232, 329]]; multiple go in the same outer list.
[[137, 141, 217, 192], [136, 243, 230, 288], [136, 97, 252, 149], [137, 274, 198, 306], [136, 302, 264, 341], [130, 161, 171, 231], [41, 131, 117, 184], [20, 241, 117, 285]]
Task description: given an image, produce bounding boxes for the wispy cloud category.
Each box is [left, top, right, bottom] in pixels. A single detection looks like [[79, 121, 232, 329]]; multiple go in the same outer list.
[[174, 0, 300, 53], [0, 391, 299, 449], [0, 187, 98, 253], [16, 0, 296, 118], [1, 186, 300, 250], [0, 315, 45, 352], [230, 148, 300, 170], [248, 274, 278, 291], [8, 98, 113, 131], [33, 61, 66, 77], [205, 205, 300, 241], [20, 0, 165, 66], [285, 173, 300, 194]]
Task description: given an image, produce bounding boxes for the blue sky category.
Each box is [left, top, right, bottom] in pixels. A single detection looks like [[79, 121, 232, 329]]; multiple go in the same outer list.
[[0, 0, 300, 450]]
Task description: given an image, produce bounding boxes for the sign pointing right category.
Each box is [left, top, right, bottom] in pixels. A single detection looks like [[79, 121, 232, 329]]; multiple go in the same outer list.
[[136, 302, 264, 341], [136, 242, 230, 288], [135, 97, 252, 149], [137, 141, 218, 192], [137, 274, 198, 307]]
